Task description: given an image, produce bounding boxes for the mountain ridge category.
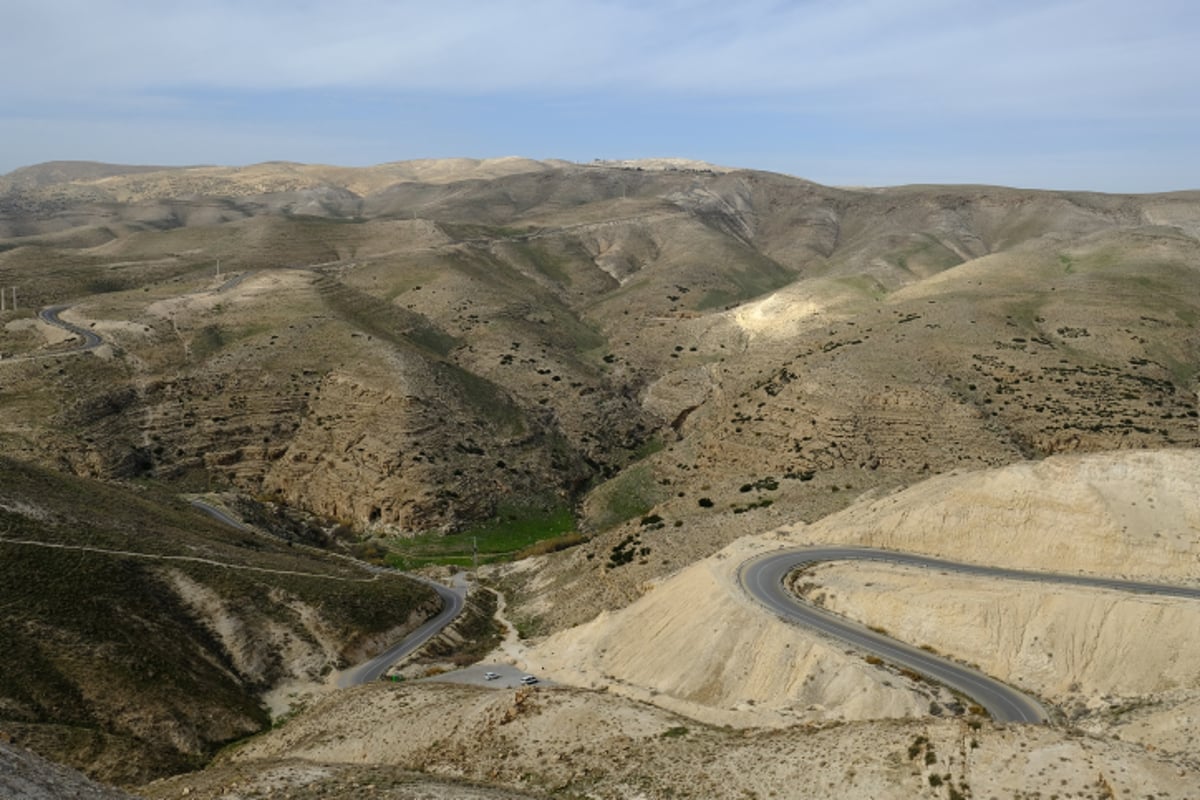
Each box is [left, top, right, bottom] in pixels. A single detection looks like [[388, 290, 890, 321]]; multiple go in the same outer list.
[[1, 155, 1198, 797]]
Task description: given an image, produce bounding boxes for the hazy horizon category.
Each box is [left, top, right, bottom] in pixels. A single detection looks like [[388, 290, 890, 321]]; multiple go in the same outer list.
[[4, 1, 1198, 193]]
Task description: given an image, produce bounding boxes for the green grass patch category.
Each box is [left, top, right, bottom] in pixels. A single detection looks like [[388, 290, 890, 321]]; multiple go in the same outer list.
[[627, 434, 665, 462], [694, 255, 795, 312], [384, 502, 576, 569], [509, 240, 572, 286]]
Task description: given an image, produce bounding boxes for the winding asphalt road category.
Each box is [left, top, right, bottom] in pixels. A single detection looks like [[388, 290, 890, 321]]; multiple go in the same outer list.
[[38, 305, 103, 350], [8, 272, 250, 364], [0, 305, 103, 363], [22, 283, 468, 684], [336, 578, 466, 687], [191, 499, 467, 688], [33, 282, 1190, 714], [740, 547, 1200, 724]]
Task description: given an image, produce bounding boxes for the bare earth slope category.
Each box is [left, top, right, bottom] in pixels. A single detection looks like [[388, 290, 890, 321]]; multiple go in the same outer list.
[[134, 449, 1200, 799], [522, 451, 1200, 751], [1, 741, 139, 800], [143, 680, 1198, 800]]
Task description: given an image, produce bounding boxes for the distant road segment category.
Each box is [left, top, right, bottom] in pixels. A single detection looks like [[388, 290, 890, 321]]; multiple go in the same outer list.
[[739, 547, 1200, 724], [38, 305, 103, 350], [0, 305, 103, 363], [17, 272, 251, 362]]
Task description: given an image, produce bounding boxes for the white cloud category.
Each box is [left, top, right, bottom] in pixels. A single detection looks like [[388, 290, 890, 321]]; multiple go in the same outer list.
[[6, 0, 1196, 120], [3, 1, 1198, 189]]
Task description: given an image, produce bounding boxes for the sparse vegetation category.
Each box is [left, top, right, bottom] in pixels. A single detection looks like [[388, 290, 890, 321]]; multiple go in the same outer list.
[[586, 463, 664, 532], [608, 532, 648, 568]]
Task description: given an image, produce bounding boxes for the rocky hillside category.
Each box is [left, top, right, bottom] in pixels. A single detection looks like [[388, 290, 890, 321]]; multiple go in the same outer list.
[[0, 458, 438, 785], [129, 448, 1200, 800], [1, 160, 1197, 541], [522, 450, 1200, 754], [1, 741, 139, 800], [143, 682, 1198, 800]]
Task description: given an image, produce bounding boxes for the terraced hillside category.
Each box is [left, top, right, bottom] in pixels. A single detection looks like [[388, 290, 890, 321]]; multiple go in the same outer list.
[[2, 160, 1196, 545]]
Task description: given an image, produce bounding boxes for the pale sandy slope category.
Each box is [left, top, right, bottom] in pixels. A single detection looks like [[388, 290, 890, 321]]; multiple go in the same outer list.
[[144, 449, 1200, 799], [523, 449, 1200, 750]]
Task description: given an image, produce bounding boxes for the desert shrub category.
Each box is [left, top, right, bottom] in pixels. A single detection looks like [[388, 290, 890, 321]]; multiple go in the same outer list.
[[608, 533, 644, 567]]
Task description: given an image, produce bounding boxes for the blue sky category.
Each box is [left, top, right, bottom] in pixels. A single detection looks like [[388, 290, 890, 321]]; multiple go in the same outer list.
[[3, 0, 1197, 191]]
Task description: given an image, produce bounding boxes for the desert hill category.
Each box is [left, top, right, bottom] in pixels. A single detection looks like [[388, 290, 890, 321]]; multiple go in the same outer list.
[[522, 450, 1200, 744], [0, 157, 1198, 795], [1, 159, 1196, 541]]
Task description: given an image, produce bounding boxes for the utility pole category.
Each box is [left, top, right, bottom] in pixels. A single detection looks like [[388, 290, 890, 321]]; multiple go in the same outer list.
[[11, 286, 16, 310], [216, 259, 221, 280]]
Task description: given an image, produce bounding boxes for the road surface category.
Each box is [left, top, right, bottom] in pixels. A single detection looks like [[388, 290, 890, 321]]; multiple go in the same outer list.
[[739, 547, 1200, 724], [10, 271, 251, 363], [425, 663, 549, 689]]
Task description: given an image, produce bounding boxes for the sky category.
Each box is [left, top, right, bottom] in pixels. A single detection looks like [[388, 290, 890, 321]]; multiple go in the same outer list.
[[2, 0, 1198, 192]]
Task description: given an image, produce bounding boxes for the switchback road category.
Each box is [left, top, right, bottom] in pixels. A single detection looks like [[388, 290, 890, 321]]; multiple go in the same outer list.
[[7, 272, 250, 363], [38, 305, 103, 350], [0, 305, 103, 363], [739, 547, 1200, 724]]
